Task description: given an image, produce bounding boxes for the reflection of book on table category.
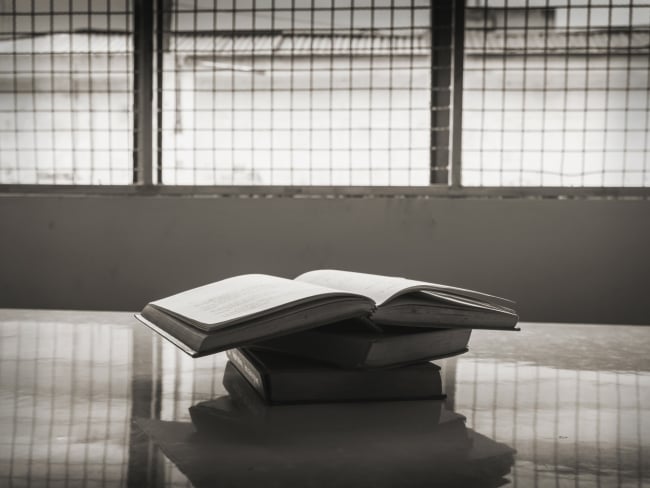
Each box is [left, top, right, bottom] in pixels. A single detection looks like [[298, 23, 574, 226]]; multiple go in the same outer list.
[[135, 269, 518, 357], [225, 348, 445, 404], [136, 398, 515, 488]]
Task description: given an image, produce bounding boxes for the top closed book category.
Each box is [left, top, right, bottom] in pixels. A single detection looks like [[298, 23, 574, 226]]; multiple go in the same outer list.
[[135, 269, 518, 357], [253, 320, 472, 369]]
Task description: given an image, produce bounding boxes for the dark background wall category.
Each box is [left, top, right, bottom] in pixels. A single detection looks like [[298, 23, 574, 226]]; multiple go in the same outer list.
[[1, 195, 648, 324]]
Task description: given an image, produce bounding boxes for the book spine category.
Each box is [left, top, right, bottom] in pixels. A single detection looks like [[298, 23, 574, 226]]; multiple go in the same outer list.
[[226, 349, 267, 400], [222, 363, 268, 417]]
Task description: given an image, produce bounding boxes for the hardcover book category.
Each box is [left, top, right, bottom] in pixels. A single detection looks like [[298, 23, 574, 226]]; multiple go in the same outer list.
[[252, 319, 472, 369], [226, 347, 445, 404], [135, 269, 518, 358]]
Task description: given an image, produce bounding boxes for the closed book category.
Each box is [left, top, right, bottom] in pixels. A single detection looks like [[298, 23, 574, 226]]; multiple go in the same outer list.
[[253, 319, 471, 369], [220, 361, 455, 428], [226, 347, 444, 404]]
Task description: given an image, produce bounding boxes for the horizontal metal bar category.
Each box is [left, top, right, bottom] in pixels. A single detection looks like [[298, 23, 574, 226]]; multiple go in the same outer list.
[[1, 184, 649, 200]]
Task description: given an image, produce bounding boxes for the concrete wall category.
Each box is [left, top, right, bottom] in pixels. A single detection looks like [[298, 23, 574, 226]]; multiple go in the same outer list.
[[1, 194, 648, 324]]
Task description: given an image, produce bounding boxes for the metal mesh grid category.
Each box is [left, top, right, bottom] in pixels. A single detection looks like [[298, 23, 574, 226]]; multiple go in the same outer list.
[[0, 0, 133, 184], [463, 0, 650, 187], [156, 0, 432, 186], [1, 1, 648, 189]]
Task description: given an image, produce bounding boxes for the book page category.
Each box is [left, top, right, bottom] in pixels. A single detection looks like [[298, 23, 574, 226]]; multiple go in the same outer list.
[[422, 291, 516, 314], [151, 274, 355, 329], [295, 270, 512, 306], [295, 270, 417, 305]]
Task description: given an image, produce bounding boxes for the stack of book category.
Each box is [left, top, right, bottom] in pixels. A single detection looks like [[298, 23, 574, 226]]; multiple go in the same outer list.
[[136, 269, 518, 404]]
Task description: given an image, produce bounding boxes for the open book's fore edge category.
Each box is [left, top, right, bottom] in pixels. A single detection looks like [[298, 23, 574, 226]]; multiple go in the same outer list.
[[420, 290, 517, 315], [134, 313, 200, 357], [375, 323, 521, 332], [382, 286, 516, 311], [370, 310, 519, 330]]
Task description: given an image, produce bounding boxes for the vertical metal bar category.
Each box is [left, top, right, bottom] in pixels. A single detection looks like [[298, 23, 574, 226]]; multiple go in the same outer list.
[[191, 1, 198, 185], [133, 0, 154, 185], [155, 0, 171, 184], [429, 0, 453, 184], [450, 0, 465, 188], [540, 0, 551, 186], [229, 5, 236, 184], [87, 0, 95, 184], [498, 0, 508, 186]]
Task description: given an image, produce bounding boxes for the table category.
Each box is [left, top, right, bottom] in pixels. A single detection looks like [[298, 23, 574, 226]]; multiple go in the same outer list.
[[1, 309, 648, 487]]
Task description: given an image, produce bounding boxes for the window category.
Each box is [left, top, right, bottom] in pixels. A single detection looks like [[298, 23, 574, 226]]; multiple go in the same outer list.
[[0, 0, 648, 190]]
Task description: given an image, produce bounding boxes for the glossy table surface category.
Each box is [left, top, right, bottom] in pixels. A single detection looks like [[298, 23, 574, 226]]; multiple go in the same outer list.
[[0, 309, 648, 487]]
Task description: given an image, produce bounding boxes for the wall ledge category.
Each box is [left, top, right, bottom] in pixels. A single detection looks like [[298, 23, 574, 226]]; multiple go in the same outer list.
[[1, 184, 649, 200]]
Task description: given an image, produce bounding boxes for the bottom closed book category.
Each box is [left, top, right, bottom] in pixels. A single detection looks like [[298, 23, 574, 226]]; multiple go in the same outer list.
[[226, 347, 444, 404]]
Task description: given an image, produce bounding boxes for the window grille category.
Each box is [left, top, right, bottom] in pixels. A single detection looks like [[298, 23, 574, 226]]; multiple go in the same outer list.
[[463, 0, 650, 186], [156, 0, 432, 186], [0, 0, 134, 184], [0, 1, 648, 189]]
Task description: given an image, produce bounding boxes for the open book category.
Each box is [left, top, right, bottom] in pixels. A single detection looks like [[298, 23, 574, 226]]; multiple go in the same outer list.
[[135, 269, 518, 357]]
